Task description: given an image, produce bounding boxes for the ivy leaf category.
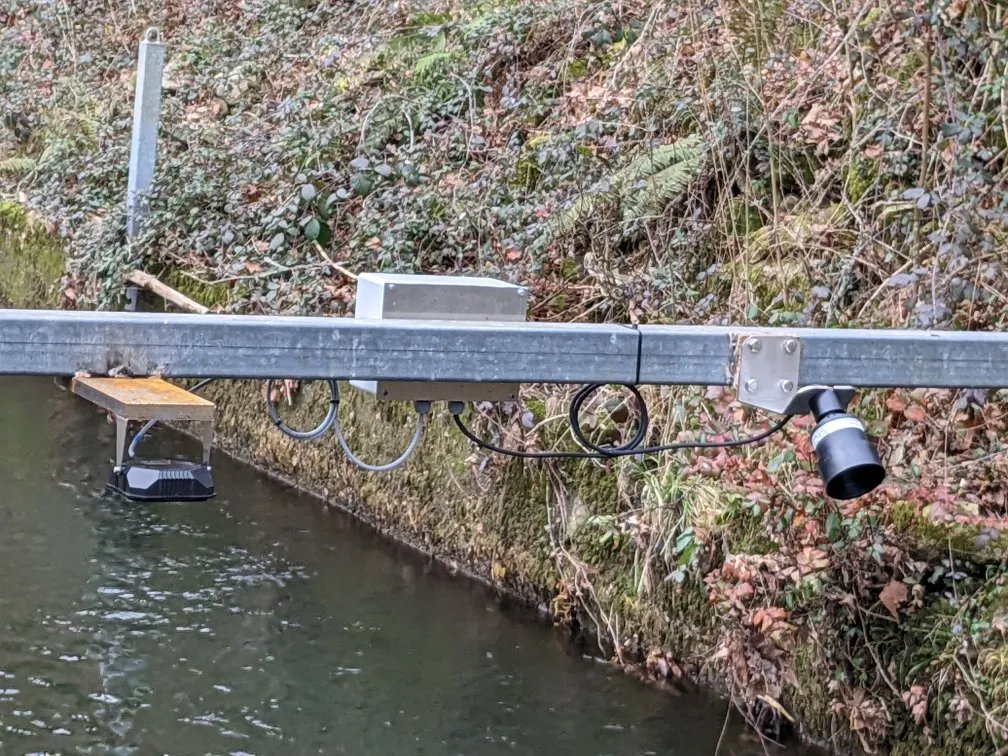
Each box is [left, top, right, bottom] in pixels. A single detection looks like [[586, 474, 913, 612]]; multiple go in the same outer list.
[[667, 568, 686, 585], [826, 511, 842, 541], [676, 542, 697, 568], [269, 232, 286, 250], [300, 183, 316, 202], [349, 156, 370, 171], [351, 173, 374, 196], [374, 162, 394, 178], [303, 218, 321, 240], [401, 164, 421, 186], [317, 194, 334, 220], [766, 449, 793, 474], [674, 528, 695, 554], [886, 272, 917, 288]]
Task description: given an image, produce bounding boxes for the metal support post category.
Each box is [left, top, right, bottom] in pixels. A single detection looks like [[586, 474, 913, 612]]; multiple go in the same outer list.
[[124, 285, 141, 312], [200, 421, 214, 466], [115, 415, 128, 471], [126, 28, 166, 240]]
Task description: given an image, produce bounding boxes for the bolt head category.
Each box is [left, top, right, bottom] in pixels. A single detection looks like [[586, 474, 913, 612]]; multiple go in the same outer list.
[[747, 338, 762, 354], [744, 378, 759, 393], [783, 339, 798, 355], [779, 379, 795, 393]]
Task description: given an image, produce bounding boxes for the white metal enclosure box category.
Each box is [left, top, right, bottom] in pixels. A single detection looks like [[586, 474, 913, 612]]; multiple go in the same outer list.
[[350, 272, 529, 401]]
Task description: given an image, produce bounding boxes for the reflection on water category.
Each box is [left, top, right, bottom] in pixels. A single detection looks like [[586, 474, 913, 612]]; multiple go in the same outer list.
[[0, 377, 815, 755]]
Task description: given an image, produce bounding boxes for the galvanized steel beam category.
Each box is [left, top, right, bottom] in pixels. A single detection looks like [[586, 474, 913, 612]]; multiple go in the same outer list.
[[1, 309, 1007, 390], [636, 325, 1008, 389], [0, 310, 638, 383]]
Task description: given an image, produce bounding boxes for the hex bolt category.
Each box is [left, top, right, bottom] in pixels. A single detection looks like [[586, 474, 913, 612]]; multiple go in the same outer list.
[[783, 339, 798, 355], [779, 379, 795, 393], [744, 378, 759, 393], [747, 338, 762, 354]]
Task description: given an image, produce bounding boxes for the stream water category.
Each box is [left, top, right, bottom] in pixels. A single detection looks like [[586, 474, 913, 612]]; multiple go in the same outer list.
[[0, 376, 817, 755]]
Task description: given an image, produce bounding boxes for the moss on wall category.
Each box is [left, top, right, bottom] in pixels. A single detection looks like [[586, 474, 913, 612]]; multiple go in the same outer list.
[[201, 379, 579, 602], [0, 201, 65, 308]]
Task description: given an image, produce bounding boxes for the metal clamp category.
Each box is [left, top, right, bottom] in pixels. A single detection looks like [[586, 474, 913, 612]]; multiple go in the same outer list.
[[736, 334, 855, 415], [784, 384, 856, 416]]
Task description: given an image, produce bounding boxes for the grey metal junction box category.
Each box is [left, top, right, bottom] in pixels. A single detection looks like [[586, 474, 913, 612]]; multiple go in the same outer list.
[[350, 272, 529, 402]]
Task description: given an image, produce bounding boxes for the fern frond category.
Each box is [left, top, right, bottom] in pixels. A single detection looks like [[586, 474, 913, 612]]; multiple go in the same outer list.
[[385, 33, 426, 54], [388, 27, 447, 59], [611, 134, 705, 193], [0, 156, 37, 175], [540, 193, 605, 246], [621, 152, 705, 221], [414, 51, 452, 78], [536, 132, 706, 248], [430, 30, 447, 53]]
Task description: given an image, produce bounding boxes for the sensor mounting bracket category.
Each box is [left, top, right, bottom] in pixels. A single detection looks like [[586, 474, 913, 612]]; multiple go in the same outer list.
[[736, 334, 857, 415]]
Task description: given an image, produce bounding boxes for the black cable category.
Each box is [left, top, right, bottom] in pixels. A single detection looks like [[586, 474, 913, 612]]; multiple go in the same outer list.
[[608, 414, 791, 456], [451, 389, 791, 460], [452, 411, 610, 459], [568, 383, 649, 455]]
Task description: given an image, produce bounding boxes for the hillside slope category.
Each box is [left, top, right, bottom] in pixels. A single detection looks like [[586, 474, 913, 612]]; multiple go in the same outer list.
[[3, 0, 1008, 751]]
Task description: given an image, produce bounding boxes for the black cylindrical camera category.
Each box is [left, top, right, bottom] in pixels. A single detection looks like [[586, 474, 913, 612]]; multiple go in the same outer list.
[[809, 389, 885, 500]]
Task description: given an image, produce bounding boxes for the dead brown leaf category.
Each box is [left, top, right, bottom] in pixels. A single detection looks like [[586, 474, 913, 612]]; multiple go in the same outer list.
[[880, 579, 908, 620], [886, 394, 907, 413], [902, 685, 928, 725]]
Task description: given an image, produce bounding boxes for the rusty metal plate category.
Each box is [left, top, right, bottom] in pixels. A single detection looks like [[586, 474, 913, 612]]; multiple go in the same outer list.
[[71, 376, 214, 422]]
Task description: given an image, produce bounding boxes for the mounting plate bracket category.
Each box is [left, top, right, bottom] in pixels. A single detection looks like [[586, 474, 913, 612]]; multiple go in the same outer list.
[[736, 334, 854, 415]]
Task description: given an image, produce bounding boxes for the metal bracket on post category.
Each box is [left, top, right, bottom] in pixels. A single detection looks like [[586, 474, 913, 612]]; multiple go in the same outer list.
[[126, 28, 166, 240], [736, 334, 855, 415], [124, 285, 140, 312]]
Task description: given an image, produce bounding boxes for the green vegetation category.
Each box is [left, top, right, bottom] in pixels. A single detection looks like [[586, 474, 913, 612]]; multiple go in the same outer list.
[[0, 201, 64, 307], [3, 0, 1008, 751]]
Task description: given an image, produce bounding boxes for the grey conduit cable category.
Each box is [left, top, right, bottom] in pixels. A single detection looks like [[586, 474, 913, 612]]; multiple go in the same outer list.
[[128, 378, 217, 459], [266, 378, 340, 441], [267, 378, 428, 470], [128, 375, 427, 471], [332, 399, 430, 472]]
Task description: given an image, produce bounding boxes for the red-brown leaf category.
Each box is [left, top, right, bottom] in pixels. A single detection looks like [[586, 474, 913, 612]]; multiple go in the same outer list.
[[886, 395, 907, 413], [880, 580, 908, 620]]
